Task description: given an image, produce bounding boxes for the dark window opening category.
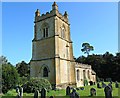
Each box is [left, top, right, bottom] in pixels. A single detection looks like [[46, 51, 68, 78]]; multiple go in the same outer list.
[[46, 28, 48, 37], [77, 69, 80, 81], [43, 67, 48, 77], [43, 28, 48, 38]]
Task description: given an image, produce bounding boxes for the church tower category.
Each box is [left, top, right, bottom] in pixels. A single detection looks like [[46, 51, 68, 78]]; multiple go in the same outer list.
[[30, 2, 76, 88]]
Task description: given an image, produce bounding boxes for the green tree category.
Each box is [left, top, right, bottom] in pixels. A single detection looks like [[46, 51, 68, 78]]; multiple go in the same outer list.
[[81, 43, 94, 56], [16, 61, 30, 77], [2, 63, 19, 93]]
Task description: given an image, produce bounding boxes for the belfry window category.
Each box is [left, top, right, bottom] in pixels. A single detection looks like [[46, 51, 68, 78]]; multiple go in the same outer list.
[[61, 28, 65, 38], [43, 67, 48, 77], [43, 28, 49, 38]]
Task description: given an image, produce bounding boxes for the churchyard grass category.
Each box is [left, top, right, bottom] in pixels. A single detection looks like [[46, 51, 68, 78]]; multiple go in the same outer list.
[[2, 82, 119, 97]]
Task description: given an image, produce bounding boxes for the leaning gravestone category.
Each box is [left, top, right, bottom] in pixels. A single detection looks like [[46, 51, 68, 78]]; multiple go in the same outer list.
[[41, 88, 46, 98], [16, 87, 20, 98], [19, 87, 23, 98], [115, 81, 119, 88], [97, 83, 101, 88], [34, 90, 39, 98], [90, 88, 96, 96], [104, 85, 112, 98], [66, 86, 71, 96]]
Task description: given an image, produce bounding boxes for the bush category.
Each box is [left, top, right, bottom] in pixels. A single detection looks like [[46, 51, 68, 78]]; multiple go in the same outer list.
[[18, 76, 28, 85], [2, 64, 19, 94], [22, 78, 52, 93]]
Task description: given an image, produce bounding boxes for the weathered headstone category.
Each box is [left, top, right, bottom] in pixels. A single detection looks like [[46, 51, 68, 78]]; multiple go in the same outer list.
[[115, 81, 119, 88], [16, 87, 20, 98], [90, 88, 96, 96], [19, 87, 23, 98], [104, 85, 112, 98], [102, 82, 106, 88], [66, 86, 71, 96], [41, 88, 46, 98], [70, 88, 80, 98], [97, 83, 101, 88], [34, 90, 39, 98]]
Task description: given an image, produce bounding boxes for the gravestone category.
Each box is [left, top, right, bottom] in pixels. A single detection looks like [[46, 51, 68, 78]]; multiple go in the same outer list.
[[66, 86, 71, 96], [115, 81, 119, 88], [19, 87, 23, 98], [97, 83, 101, 88], [34, 90, 39, 98], [102, 82, 106, 88], [41, 88, 46, 98], [16, 87, 20, 98], [70, 89, 80, 98], [104, 86, 112, 98], [90, 88, 96, 96]]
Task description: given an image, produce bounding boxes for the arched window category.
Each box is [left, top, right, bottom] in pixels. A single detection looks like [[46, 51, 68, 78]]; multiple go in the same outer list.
[[43, 67, 48, 77], [43, 27, 49, 38], [41, 22, 49, 38], [77, 69, 80, 81]]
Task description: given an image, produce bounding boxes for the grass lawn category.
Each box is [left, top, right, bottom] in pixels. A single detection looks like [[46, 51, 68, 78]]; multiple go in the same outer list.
[[1, 82, 119, 98]]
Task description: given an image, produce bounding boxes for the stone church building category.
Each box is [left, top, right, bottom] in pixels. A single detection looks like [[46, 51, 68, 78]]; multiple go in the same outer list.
[[30, 2, 96, 88]]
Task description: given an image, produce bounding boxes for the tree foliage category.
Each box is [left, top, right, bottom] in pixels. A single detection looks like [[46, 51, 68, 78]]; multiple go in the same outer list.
[[81, 43, 94, 56], [16, 61, 30, 77], [2, 63, 19, 93]]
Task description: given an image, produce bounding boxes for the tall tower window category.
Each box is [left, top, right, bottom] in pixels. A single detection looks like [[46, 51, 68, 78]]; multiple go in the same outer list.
[[61, 27, 65, 38], [43, 67, 48, 77], [43, 28, 49, 38]]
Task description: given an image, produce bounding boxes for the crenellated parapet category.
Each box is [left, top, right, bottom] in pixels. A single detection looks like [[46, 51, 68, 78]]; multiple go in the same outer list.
[[34, 2, 69, 24]]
